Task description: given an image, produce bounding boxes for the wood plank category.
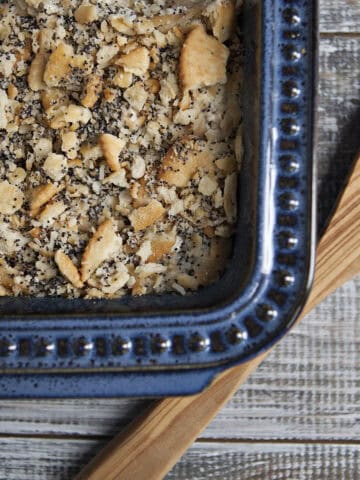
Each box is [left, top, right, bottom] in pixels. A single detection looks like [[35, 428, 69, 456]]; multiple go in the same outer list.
[[317, 37, 360, 228], [0, 437, 102, 480], [166, 442, 360, 480], [0, 398, 150, 437], [0, 437, 359, 480], [319, 0, 360, 33]]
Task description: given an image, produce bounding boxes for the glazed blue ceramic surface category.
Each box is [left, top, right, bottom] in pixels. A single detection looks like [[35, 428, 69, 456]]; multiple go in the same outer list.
[[0, 0, 317, 397]]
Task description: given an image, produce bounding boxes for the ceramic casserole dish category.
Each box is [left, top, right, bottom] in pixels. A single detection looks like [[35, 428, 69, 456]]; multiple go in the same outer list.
[[0, 0, 317, 397]]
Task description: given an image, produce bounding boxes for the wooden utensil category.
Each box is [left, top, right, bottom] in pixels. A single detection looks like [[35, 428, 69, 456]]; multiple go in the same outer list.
[[76, 154, 360, 480]]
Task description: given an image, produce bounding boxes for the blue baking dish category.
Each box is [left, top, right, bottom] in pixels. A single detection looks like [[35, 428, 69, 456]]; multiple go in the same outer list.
[[0, 0, 317, 397]]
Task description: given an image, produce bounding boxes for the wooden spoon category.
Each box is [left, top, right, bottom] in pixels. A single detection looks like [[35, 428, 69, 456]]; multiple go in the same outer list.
[[75, 154, 360, 480]]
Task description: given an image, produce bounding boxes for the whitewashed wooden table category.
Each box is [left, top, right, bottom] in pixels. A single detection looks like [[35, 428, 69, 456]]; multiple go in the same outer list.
[[1, 1, 359, 478]]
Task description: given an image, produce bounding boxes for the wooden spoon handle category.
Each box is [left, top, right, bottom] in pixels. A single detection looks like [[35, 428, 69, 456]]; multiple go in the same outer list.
[[75, 154, 360, 480]]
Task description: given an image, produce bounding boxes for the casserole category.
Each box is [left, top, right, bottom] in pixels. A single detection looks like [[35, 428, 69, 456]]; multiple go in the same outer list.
[[0, 0, 317, 397]]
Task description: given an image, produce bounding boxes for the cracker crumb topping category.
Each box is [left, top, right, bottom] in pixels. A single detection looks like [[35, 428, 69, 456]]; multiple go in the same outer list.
[[0, 0, 243, 297]]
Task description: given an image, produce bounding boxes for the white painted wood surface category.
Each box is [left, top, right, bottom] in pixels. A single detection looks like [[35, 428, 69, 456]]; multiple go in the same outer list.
[[0, 439, 359, 480], [319, 0, 360, 32], [0, 1, 359, 478]]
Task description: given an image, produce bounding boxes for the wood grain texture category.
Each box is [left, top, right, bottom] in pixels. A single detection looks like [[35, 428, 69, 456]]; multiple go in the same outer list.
[[166, 442, 360, 480], [0, 438, 358, 480], [319, 0, 360, 32], [317, 37, 360, 228]]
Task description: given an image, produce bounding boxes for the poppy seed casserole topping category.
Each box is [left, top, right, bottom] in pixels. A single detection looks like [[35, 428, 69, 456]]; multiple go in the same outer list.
[[0, 0, 243, 298]]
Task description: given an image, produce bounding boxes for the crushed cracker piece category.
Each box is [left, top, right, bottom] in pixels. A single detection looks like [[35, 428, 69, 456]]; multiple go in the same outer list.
[[103, 87, 117, 102], [129, 178, 149, 207], [30, 183, 58, 217], [129, 199, 165, 232], [0, 181, 24, 215], [81, 219, 122, 282], [34, 138, 52, 160], [205, 0, 235, 42], [135, 263, 167, 277], [198, 175, 218, 196], [43, 153, 68, 181], [112, 69, 133, 88], [55, 250, 84, 289], [74, 3, 97, 24], [148, 232, 176, 263], [61, 131, 79, 159], [159, 137, 215, 187], [0, 90, 9, 129], [29, 227, 41, 239], [50, 104, 91, 130], [131, 156, 146, 179], [7, 84, 18, 100], [137, 240, 152, 263], [123, 81, 148, 111], [28, 52, 47, 91], [81, 75, 103, 108], [8, 167, 26, 185], [99, 133, 126, 172], [96, 44, 119, 67], [102, 169, 128, 187], [43, 43, 74, 88], [116, 47, 150, 76], [39, 201, 67, 226], [101, 266, 130, 294], [110, 16, 135, 35], [179, 25, 229, 92]]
